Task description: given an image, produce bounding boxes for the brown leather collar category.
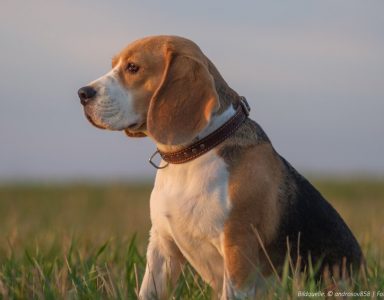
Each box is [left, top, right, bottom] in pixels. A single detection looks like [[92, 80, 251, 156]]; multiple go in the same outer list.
[[149, 97, 250, 168]]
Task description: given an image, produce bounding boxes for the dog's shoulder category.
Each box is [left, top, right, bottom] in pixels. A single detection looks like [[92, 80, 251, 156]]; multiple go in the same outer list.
[[216, 118, 285, 247], [216, 118, 276, 176]]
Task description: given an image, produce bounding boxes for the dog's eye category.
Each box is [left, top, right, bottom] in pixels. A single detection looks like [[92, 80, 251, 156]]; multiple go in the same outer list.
[[126, 63, 140, 74]]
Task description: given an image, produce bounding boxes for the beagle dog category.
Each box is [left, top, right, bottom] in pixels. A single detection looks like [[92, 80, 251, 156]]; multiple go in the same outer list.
[[78, 35, 362, 299]]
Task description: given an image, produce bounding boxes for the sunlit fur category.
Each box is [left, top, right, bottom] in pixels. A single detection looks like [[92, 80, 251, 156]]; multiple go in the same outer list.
[[81, 35, 362, 300]]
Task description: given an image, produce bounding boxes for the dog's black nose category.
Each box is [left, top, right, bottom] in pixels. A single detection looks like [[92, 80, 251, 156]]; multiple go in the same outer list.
[[78, 86, 97, 105]]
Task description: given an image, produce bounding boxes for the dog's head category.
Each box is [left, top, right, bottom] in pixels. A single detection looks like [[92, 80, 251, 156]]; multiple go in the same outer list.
[[78, 35, 221, 145]]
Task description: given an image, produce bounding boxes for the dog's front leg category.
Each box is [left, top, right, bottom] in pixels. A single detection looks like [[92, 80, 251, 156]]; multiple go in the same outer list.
[[139, 229, 185, 300], [220, 230, 259, 300], [221, 270, 256, 300]]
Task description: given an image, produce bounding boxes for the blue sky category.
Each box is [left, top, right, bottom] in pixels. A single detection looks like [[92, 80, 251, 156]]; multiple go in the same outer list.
[[1, 0, 383, 181]]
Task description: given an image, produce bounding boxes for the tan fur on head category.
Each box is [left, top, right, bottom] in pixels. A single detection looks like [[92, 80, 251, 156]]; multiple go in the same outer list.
[[147, 48, 220, 145], [81, 35, 238, 145]]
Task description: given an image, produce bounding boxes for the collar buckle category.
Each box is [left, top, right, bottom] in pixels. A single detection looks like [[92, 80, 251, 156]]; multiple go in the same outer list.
[[239, 96, 250, 116]]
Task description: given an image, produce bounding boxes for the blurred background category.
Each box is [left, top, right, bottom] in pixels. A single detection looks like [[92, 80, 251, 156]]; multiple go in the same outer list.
[[1, 0, 383, 182], [0, 1, 383, 296]]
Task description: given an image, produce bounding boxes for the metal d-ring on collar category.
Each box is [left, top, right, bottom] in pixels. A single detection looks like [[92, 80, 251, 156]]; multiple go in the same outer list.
[[149, 150, 169, 169]]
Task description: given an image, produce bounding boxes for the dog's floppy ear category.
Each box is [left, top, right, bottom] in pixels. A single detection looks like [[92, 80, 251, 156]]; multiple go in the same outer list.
[[147, 51, 220, 145]]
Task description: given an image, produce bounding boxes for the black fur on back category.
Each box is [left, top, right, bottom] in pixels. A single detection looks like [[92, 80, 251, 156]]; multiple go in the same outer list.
[[268, 156, 363, 274]]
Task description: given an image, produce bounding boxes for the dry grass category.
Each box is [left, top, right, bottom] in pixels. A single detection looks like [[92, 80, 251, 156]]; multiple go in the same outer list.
[[0, 179, 383, 299]]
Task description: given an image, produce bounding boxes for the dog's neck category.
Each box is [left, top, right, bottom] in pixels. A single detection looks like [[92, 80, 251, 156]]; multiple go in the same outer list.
[[155, 61, 241, 153], [155, 104, 237, 153]]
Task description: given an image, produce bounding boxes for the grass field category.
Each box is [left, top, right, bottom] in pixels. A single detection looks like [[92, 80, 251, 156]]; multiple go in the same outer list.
[[0, 179, 383, 299]]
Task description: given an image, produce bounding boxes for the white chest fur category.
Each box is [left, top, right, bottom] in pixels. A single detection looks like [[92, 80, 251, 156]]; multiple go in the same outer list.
[[150, 150, 231, 286]]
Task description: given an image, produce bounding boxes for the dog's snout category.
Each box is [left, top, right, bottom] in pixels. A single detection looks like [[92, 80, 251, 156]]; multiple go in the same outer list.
[[78, 86, 97, 105]]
